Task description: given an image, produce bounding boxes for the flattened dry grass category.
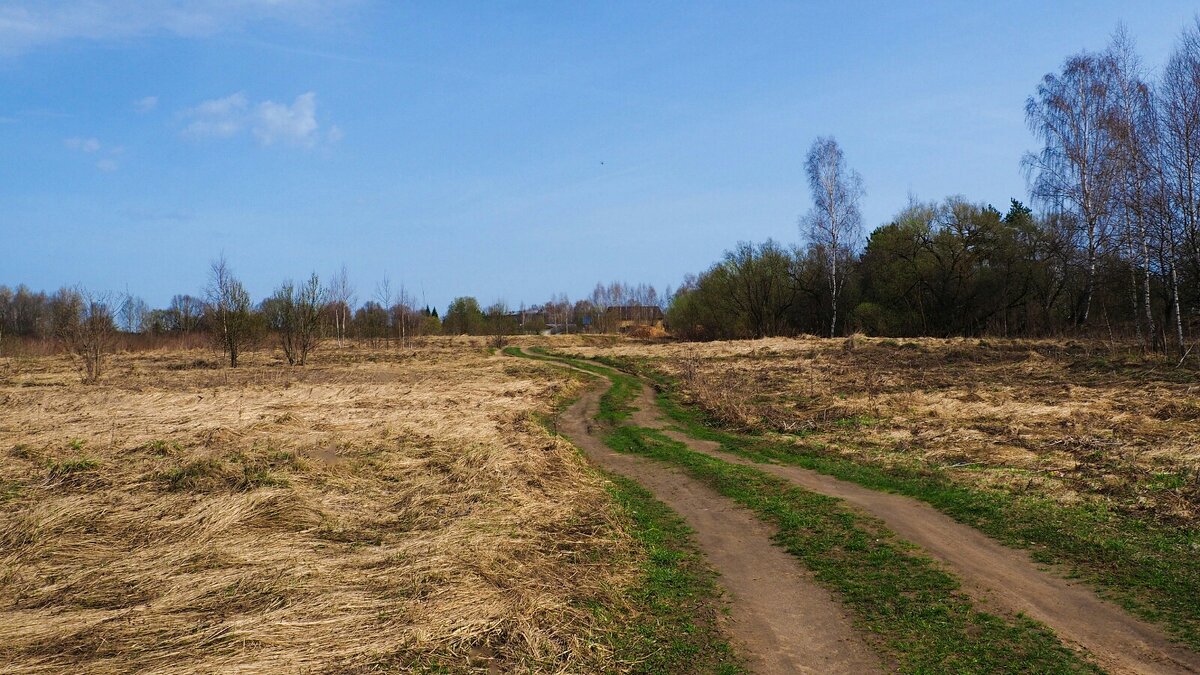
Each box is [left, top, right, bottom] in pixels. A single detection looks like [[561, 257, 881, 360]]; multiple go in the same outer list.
[[0, 339, 636, 673]]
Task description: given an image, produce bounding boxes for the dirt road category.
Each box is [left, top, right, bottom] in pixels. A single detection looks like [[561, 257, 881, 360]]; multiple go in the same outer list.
[[625, 382, 1200, 675], [560, 384, 884, 674]]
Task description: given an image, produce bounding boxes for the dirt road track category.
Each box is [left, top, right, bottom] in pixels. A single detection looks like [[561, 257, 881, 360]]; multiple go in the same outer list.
[[625, 384, 1200, 675], [560, 385, 883, 674]]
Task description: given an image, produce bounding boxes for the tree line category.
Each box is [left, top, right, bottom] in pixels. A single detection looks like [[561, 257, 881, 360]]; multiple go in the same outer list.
[[0, 260, 668, 380], [668, 22, 1200, 358]]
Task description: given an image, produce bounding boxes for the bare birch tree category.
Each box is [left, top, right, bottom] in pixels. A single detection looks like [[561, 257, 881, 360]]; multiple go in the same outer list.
[[802, 136, 863, 338], [1105, 26, 1159, 351], [1159, 19, 1200, 357], [328, 264, 355, 347], [375, 276, 393, 347], [1024, 50, 1122, 326]]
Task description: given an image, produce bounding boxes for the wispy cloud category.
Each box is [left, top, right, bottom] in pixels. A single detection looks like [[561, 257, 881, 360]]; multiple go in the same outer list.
[[64, 136, 101, 152], [63, 135, 123, 171], [133, 95, 158, 112], [182, 92, 248, 138], [182, 91, 333, 147], [0, 1, 357, 56]]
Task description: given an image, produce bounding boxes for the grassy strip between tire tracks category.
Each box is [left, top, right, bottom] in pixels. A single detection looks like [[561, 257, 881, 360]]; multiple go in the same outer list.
[[507, 345, 743, 673], [536, 349, 1098, 673], [587, 352, 1200, 653]]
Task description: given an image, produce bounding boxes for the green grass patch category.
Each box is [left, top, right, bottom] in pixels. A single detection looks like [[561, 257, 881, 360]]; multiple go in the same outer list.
[[601, 472, 743, 674], [0, 479, 22, 501], [506, 346, 640, 423], [533, 351, 1101, 671], [506, 346, 744, 673], [603, 424, 1095, 673], [46, 456, 98, 479], [594, 353, 1200, 652]]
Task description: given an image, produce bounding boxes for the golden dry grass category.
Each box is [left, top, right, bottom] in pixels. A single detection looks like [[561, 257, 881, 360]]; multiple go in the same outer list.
[[0, 338, 635, 673], [567, 336, 1200, 525]]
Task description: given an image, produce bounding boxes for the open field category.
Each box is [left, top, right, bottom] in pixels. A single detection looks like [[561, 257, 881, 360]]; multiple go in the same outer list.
[[0, 340, 661, 673], [5, 334, 1200, 673], [556, 337, 1200, 651], [565, 336, 1200, 527]]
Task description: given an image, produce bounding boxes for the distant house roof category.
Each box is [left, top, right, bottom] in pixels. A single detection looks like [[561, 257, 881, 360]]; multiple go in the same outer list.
[[605, 305, 664, 321], [504, 311, 546, 325]]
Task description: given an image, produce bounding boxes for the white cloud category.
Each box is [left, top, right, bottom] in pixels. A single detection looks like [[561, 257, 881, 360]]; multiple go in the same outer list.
[[64, 136, 122, 170], [253, 92, 318, 146], [182, 92, 248, 138], [64, 136, 101, 152], [134, 95, 158, 112], [0, 1, 357, 56], [182, 91, 330, 147], [327, 124, 344, 143]]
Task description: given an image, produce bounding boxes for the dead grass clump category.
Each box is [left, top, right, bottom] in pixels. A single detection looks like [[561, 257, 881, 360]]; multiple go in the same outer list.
[[0, 340, 637, 673]]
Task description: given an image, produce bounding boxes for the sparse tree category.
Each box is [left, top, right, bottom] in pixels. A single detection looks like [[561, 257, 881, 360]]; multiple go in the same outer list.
[[51, 286, 116, 383], [266, 273, 326, 365], [1158, 19, 1200, 357], [118, 292, 150, 334], [1024, 50, 1122, 326], [205, 256, 256, 367], [168, 294, 204, 334], [802, 136, 864, 337], [375, 276, 393, 347], [328, 264, 356, 347], [1105, 26, 1159, 351]]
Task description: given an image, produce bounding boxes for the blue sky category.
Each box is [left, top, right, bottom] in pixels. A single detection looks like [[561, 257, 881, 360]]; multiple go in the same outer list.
[[2, 1, 1198, 312]]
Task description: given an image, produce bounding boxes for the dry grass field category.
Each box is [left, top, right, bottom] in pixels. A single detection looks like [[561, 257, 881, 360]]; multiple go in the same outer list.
[[0, 339, 636, 673], [567, 336, 1200, 527]]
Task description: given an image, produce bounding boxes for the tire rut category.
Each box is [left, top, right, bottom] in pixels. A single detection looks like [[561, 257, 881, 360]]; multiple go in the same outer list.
[[626, 383, 1200, 675], [559, 380, 884, 674]]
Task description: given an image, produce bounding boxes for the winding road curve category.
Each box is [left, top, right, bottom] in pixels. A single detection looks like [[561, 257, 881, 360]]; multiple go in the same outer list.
[[528, 349, 1200, 674], [560, 382, 883, 674], [621, 381, 1200, 675]]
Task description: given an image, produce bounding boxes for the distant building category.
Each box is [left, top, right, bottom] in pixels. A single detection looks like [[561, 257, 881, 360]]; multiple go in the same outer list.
[[604, 305, 665, 334], [504, 310, 547, 333]]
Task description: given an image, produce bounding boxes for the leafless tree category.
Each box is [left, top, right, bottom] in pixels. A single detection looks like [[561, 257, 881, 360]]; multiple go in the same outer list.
[[205, 256, 255, 367], [267, 273, 326, 365], [1024, 50, 1122, 326], [119, 291, 150, 334], [802, 136, 864, 337], [1105, 26, 1159, 351], [328, 264, 355, 347], [168, 294, 203, 334], [52, 286, 116, 383], [375, 276, 393, 347], [395, 283, 416, 344], [1158, 19, 1200, 356]]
